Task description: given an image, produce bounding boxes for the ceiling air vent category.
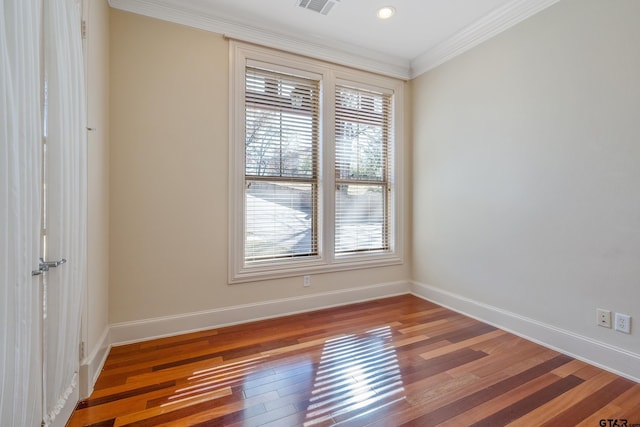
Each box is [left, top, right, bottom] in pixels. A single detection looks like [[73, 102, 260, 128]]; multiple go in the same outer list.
[[297, 0, 341, 16]]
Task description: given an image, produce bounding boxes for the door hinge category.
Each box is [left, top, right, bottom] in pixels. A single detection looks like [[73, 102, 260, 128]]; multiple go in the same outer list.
[[80, 341, 86, 360], [81, 20, 87, 39]]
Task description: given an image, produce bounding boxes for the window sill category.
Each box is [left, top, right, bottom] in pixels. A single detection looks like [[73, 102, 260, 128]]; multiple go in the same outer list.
[[228, 252, 403, 284]]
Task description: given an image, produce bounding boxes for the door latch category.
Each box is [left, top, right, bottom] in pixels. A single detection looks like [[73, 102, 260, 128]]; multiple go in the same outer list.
[[32, 257, 67, 276]]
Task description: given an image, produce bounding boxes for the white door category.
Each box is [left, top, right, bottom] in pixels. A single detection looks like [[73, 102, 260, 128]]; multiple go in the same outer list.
[[41, 0, 88, 425]]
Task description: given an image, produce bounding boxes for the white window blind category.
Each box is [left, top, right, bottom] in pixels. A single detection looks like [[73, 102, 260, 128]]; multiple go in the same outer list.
[[244, 66, 320, 263], [335, 85, 392, 254]]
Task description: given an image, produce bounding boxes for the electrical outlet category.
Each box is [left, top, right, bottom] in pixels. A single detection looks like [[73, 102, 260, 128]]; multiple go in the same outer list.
[[597, 308, 611, 328], [614, 313, 631, 334], [303, 275, 311, 287]]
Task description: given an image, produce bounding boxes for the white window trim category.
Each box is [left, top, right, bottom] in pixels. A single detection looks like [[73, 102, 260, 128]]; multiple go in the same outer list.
[[229, 41, 404, 284]]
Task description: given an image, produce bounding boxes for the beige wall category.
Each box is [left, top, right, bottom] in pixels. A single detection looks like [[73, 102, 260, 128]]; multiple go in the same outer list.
[[109, 10, 412, 324], [412, 0, 640, 353], [86, 0, 110, 356]]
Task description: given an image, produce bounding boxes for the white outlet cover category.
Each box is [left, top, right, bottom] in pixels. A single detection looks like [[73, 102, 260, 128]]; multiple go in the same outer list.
[[614, 313, 631, 334], [597, 308, 611, 328]]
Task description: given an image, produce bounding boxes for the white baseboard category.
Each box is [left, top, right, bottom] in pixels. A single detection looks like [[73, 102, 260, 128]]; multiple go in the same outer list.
[[411, 281, 640, 382], [110, 281, 411, 346], [79, 327, 111, 399]]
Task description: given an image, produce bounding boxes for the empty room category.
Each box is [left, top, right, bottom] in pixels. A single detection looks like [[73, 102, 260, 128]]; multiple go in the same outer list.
[[2, 0, 639, 426]]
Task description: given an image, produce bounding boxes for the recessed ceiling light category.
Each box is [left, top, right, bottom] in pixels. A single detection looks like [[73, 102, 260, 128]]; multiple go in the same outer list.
[[376, 6, 396, 20]]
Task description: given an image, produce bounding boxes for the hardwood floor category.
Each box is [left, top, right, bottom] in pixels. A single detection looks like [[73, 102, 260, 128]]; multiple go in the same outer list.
[[68, 295, 640, 426]]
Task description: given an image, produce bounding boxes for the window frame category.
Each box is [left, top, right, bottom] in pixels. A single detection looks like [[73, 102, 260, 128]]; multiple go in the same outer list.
[[229, 41, 404, 284]]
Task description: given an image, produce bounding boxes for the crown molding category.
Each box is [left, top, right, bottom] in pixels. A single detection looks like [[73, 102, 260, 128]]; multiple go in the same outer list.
[[410, 0, 561, 78], [108, 0, 560, 81], [108, 0, 411, 79]]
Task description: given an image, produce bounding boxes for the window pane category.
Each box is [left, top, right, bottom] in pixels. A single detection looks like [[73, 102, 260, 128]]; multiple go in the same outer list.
[[335, 184, 388, 254], [335, 121, 384, 181], [246, 108, 315, 178], [245, 68, 319, 179], [245, 181, 317, 262], [335, 86, 389, 181]]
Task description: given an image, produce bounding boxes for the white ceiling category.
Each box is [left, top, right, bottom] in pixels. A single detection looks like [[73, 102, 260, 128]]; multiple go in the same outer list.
[[108, 0, 560, 79]]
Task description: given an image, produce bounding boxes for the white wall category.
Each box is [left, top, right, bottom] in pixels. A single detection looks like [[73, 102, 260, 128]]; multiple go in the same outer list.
[[108, 10, 412, 328], [412, 0, 640, 368]]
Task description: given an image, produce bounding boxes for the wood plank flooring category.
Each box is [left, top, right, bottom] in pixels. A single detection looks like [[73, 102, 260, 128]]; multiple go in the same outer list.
[[67, 295, 640, 426]]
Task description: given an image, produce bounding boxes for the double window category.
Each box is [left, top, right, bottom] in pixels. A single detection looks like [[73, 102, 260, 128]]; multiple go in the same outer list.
[[229, 42, 403, 283]]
